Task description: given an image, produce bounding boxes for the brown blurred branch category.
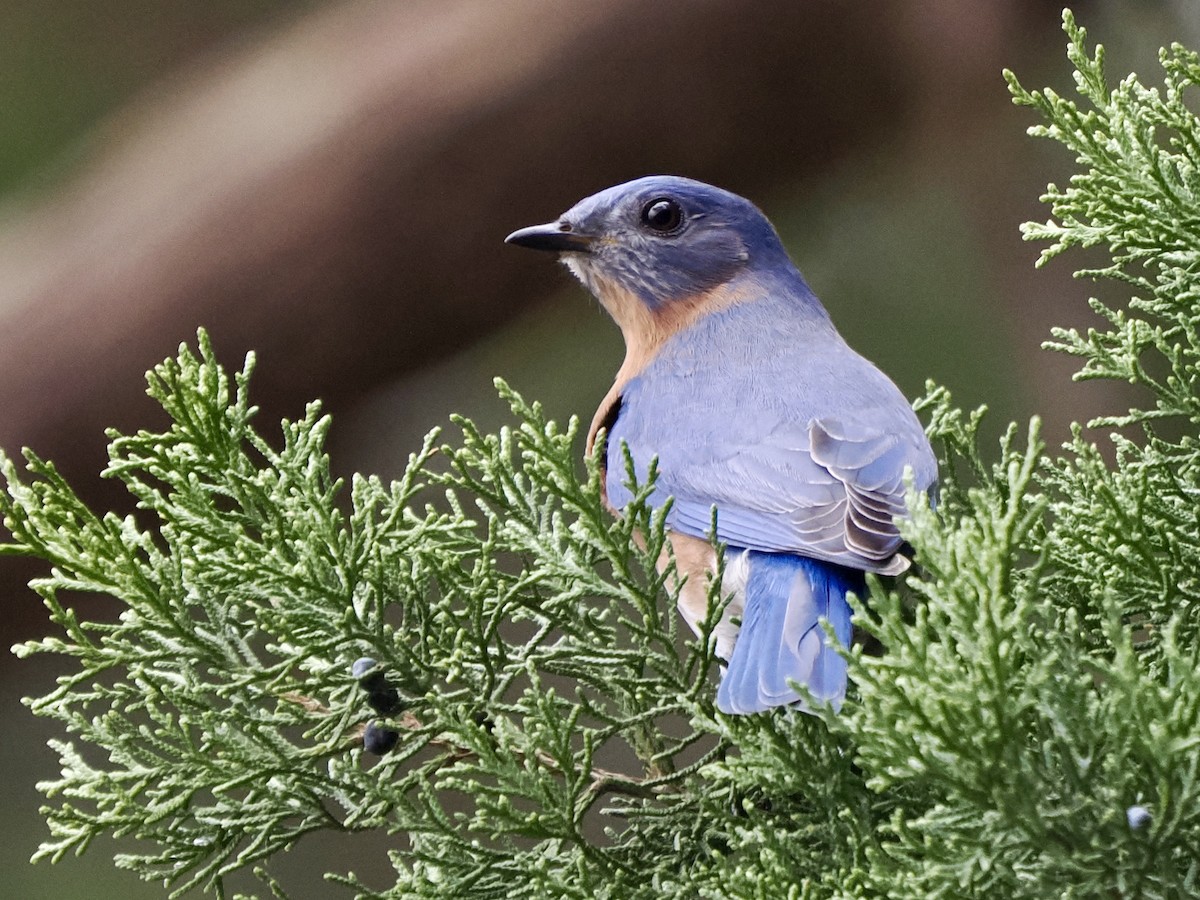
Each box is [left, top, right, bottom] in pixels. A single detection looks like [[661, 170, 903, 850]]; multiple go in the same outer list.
[[0, 0, 1057, 620], [0, 2, 909, 487]]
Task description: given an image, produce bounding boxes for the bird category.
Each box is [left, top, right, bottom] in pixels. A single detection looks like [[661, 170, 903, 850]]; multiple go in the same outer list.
[[505, 176, 937, 715]]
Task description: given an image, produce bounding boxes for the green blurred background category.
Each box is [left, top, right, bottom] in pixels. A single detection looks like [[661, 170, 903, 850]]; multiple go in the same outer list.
[[0, 2, 1193, 896]]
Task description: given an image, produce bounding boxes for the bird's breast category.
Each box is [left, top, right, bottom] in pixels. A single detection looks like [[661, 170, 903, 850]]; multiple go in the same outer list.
[[584, 274, 773, 456]]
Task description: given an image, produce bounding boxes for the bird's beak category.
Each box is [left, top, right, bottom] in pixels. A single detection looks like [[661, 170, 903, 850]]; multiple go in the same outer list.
[[504, 221, 595, 254]]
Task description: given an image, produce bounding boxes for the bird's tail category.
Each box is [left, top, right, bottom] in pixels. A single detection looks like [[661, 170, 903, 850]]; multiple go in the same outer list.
[[716, 551, 860, 715]]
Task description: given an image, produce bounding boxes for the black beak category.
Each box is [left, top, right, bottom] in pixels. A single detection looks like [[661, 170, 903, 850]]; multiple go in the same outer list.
[[504, 221, 595, 253]]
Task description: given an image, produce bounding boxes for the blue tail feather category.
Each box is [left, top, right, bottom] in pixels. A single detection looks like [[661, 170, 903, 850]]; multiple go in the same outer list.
[[716, 552, 859, 715]]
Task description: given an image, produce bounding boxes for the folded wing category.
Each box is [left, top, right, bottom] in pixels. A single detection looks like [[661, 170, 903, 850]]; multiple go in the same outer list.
[[604, 344, 936, 573]]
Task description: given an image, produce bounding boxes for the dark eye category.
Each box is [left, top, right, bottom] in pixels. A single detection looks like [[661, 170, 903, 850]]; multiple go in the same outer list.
[[640, 198, 684, 233]]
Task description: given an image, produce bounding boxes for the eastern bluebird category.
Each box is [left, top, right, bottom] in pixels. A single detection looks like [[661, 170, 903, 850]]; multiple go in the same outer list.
[[506, 176, 937, 715]]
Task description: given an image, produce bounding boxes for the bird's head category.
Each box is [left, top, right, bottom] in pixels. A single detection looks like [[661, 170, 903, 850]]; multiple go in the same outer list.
[[506, 176, 795, 342]]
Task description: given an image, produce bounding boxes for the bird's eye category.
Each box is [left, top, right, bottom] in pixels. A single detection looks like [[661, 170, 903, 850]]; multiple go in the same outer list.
[[640, 198, 684, 234]]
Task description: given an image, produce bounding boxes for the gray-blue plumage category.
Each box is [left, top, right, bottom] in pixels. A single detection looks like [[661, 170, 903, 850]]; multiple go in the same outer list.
[[606, 279, 934, 573], [505, 175, 937, 715]]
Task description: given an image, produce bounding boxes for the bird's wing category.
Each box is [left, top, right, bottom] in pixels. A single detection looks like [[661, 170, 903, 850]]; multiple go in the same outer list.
[[664, 415, 921, 571], [605, 360, 934, 573]]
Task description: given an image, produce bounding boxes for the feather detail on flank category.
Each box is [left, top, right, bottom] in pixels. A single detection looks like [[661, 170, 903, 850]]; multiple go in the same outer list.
[[657, 531, 745, 666]]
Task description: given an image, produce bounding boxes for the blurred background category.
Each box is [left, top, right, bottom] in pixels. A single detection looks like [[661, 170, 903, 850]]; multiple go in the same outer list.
[[1, 1, 1194, 895]]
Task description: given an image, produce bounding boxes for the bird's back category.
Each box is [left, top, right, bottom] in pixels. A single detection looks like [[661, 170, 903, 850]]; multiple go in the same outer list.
[[606, 278, 935, 573]]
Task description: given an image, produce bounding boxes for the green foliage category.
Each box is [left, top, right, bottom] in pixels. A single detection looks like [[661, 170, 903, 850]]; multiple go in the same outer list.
[[4, 9, 1200, 898], [1, 334, 737, 898], [1006, 9, 1200, 662]]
